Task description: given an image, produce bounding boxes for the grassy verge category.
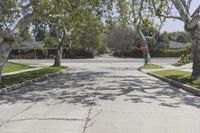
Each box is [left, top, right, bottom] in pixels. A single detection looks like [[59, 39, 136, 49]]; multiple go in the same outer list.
[[3, 63, 34, 73], [152, 70, 200, 89], [0, 66, 67, 89], [140, 64, 161, 69]]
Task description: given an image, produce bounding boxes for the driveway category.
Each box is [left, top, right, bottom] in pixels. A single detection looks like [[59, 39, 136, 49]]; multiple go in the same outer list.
[[0, 59, 200, 133]]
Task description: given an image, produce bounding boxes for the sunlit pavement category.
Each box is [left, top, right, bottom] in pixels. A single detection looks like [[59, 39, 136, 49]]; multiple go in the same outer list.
[[9, 56, 178, 65], [0, 57, 200, 133]]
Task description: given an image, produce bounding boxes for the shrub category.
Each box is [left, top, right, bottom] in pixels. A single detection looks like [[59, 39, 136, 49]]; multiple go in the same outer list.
[[113, 48, 186, 58], [150, 49, 186, 57], [9, 48, 94, 59]]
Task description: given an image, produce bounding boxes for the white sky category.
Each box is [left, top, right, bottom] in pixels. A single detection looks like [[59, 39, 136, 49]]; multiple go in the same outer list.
[[161, 0, 200, 32]]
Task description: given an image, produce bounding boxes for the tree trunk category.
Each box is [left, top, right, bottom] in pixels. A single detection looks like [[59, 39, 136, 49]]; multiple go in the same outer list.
[[53, 26, 69, 67], [0, 41, 15, 81], [144, 50, 150, 65], [53, 42, 64, 67], [189, 23, 200, 79], [169, 0, 200, 79], [53, 27, 69, 67], [138, 28, 151, 65], [0, 13, 35, 82]]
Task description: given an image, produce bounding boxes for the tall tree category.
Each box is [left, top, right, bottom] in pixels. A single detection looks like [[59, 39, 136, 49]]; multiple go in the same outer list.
[[152, 0, 200, 79], [0, 0, 37, 81], [32, 0, 73, 66], [117, 0, 165, 65], [36, 0, 108, 66]]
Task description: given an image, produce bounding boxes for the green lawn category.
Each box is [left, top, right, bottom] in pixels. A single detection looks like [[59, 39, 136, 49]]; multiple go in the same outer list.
[[140, 64, 161, 69], [3, 63, 34, 73], [0, 66, 67, 89], [152, 70, 200, 89]]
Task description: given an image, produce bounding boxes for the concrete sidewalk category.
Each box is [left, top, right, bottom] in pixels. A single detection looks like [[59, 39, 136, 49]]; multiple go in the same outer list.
[[2, 67, 45, 76]]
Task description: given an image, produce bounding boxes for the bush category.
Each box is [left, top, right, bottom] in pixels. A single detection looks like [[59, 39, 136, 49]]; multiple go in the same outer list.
[[113, 48, 186, 58], [150, 49, 186, 57], [9, 49, 46, 59], [9, 48, 94, 59], [172, 54, 191, 66]]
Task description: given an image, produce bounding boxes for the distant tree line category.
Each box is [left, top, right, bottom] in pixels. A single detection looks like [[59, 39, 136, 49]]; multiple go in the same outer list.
[[158, 31, 191, 43], [106, 23, 191, 52]]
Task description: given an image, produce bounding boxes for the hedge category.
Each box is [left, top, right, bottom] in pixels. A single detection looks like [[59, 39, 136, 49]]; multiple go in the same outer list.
[[10, 48, 186, 59], [9, 48, 94, 59], [113, 49, 186, 58]]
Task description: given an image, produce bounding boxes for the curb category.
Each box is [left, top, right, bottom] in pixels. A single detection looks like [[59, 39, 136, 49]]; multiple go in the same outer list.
[[137, 67, 143, 72], [0, 70, 66, 95], [148, 72, 200, 96], [137, 67, 163, 73]]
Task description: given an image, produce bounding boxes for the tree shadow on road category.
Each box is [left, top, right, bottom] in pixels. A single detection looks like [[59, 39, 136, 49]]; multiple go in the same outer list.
[[0, 71, 107, 107], [0, 68, 200, 109]]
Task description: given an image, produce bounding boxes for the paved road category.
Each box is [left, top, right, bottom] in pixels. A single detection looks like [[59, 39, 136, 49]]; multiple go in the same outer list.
[[9, 57, 178, 65], [1, 59, 200, 133]]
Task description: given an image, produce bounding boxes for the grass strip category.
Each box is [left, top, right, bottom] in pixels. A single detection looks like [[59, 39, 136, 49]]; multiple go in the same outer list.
[[0, 66, 67, 89], [152, 70, 200, 89]]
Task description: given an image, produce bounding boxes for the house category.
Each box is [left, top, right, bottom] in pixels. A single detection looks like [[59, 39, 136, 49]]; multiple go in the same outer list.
[[156, 41, 187, 49], [10, 39, 45, 59], [168, 41, 187, 49], [17, 39, 44, 49]]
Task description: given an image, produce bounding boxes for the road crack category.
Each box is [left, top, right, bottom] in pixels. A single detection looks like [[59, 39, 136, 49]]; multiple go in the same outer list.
[[82, 79, 102, 133], [0, 103, 36, 128]]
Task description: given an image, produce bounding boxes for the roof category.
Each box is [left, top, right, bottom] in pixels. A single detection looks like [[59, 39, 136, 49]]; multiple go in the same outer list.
[[169, 41, 186, 49], [18, 39, 44, 49]]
